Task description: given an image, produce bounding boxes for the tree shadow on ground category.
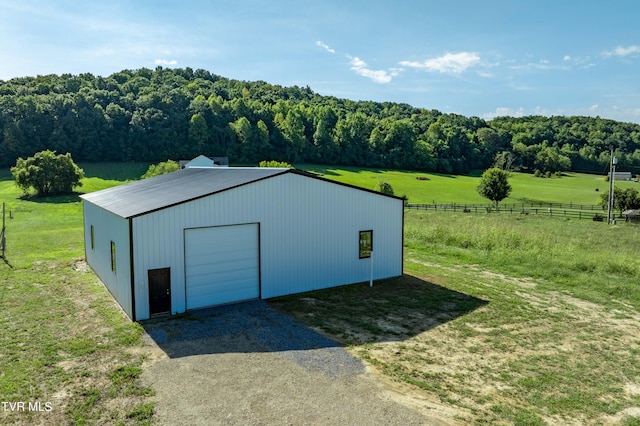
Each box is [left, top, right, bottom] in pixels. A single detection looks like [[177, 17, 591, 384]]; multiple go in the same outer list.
[[19, 192, 82, 204], [141, 274, 487, 358], [78, 162, 150, 180]]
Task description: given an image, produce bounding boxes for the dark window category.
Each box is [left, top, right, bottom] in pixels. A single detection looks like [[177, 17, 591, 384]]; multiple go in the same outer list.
[[90, 225, 95, 250], [111, 241, 116, 272], [359, 230, 373, 259]]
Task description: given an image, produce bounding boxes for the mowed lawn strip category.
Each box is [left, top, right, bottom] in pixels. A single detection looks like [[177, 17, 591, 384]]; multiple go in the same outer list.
[[272, 210, 640, 424], [299, 164, 639, 206]]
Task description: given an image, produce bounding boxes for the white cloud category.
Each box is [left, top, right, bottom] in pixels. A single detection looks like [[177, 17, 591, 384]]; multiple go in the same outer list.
[[603, 45, 640, 57], [154, 59, 177, 65], [482, 107, 525, 120], [349, 56, 396, 84], [400, 52, 480, 74], [508, 59, 569, 71], [316, 41, 335, 54]]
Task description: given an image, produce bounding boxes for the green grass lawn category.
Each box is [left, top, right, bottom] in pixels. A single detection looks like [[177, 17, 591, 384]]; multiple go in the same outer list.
[[275, 210, 640, 424], [299, 164, 638, 206], [0, 164, 153, 425]]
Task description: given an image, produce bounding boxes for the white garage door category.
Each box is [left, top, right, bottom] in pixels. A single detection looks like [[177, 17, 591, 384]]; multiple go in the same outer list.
[[184, 224, 259, 310]]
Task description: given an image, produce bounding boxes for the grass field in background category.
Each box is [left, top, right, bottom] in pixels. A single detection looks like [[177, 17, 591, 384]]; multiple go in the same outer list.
[[299, 164, 639, 206]]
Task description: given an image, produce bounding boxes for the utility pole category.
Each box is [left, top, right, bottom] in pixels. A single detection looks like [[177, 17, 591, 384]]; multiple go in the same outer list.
[[607, 150, 618, 225]]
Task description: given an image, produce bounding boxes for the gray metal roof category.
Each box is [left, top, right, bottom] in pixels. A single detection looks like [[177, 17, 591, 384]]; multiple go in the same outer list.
[[80, 167, 289, 218]]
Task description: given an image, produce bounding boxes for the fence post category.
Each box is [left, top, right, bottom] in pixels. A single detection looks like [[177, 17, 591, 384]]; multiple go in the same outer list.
[[1, 202, 5, 260]]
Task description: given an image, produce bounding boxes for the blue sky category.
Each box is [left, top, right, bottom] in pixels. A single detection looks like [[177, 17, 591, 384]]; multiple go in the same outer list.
[[1, 0, 639, 123]]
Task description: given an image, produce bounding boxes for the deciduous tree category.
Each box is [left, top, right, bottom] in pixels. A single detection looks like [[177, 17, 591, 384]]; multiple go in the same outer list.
[[477, 167, 512, 210], [11, 150, 84, 196]]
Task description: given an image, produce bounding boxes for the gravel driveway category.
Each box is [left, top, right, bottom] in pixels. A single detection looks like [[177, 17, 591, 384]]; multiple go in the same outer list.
[[140, 301, 441, 425]]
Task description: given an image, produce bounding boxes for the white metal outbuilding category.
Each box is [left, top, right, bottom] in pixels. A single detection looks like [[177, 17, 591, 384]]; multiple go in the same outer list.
[[80, 167, 404, 321]]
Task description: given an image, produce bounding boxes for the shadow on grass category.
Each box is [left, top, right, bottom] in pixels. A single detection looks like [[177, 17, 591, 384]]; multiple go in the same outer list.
[[0, 169, 13, 182], [78, 162, 150, 181], [297, 165, 342, 176], [271, 274, 488, 345], [19, 192, 82, 204], [1, 257, 13, 268], [142, 274, 487, 358]]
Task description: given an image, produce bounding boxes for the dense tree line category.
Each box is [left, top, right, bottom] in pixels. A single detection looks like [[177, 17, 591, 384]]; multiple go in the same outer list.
[[1, 67, 640, 174]]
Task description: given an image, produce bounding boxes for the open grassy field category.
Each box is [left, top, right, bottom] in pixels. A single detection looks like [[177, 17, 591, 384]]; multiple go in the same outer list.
[[301, 164, 639, 206], [2, 162, 640, 424], [273, 211, 640, 424], [0, 164, 154, 425]]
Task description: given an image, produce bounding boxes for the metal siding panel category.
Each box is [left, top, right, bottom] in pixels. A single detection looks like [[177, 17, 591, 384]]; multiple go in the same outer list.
[[131, 171, 403, 319], [83, 201, 133, 319], [257, 173, 403, 298]]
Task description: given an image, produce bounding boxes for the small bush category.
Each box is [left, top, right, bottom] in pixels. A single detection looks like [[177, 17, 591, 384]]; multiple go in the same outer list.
[[374, 180, 395, 196], [258, 160, 292, 168], [141, 160, 179, 178]]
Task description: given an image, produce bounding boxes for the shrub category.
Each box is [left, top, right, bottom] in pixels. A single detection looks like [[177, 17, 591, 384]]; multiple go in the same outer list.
[[141, 160, 179, 179], [258, 160, 292, 168], [374, 180, 395, 196]]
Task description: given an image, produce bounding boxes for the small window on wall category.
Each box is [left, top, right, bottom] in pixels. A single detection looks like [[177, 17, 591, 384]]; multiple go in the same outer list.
[[90, 225, 95, 250], [359, 230, 373, 259], [110, 241, 116, 272]]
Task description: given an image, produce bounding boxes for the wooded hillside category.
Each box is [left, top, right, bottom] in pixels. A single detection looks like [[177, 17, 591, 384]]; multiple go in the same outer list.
[[1, 67, 639, 174]]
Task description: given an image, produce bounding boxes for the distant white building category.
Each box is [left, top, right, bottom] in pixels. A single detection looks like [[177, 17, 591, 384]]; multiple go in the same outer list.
[[179, 155, 229, 169], [80, 167, 404, 321], [609, 171, 632, 181]]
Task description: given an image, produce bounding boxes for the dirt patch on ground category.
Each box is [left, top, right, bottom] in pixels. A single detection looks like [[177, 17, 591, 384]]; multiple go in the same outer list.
[[139, 301, 453, 425], [272, 259, 640, 424]]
